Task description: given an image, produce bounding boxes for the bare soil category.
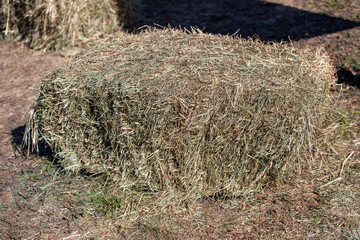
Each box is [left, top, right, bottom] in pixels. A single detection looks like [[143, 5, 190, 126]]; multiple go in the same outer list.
[[0, 41, 71, 239], [0, 0, 359, 239]]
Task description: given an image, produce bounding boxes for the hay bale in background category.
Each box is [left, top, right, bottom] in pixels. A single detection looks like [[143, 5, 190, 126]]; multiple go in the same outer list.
[[0, 0, 135, 51], [26, 28, 339, 198]]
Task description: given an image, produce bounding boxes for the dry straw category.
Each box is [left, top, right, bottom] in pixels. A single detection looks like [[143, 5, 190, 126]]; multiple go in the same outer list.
[[0, 0, 134, 51], [26, 28, 340, 199]]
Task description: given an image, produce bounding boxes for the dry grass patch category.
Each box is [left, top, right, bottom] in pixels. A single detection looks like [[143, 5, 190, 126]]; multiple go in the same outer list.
[[0, 0, 135, 51], [25, 28, 344, 201]]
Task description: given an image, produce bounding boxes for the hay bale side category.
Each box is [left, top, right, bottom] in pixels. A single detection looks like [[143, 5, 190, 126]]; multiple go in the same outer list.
[[26, 28, 338, 198], [0, 0, 135, 51]]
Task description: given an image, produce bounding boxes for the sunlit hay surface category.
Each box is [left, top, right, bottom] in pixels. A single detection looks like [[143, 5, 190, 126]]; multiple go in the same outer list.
[[26, 28, 339, 199], [0, 0, 134, 51]]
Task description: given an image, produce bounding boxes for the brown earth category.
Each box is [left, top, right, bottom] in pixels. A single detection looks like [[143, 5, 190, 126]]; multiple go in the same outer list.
[[0, 41, 70, 239], [0, 0, 359, 239]]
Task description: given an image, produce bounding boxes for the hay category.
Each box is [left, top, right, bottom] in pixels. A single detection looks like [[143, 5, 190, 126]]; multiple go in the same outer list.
[[0, 0, 134, 51], [26, 28, 339, 198]]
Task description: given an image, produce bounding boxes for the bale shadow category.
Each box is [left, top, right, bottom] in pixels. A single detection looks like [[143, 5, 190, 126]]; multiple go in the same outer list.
[[11, 125, 54, 159], [11, 125, 106, 178], [337, 68, 360, 88], [132, 0, 360, 42]]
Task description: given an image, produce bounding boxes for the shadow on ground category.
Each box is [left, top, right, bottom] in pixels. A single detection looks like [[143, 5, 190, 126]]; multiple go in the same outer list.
[[11, 125, 54, 158], [337, 68, 360, 88], [10, 125, 103, 177], [133, 0, 360, 42]]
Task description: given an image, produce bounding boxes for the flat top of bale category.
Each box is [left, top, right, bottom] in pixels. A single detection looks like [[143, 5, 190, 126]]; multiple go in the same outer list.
[[28, 28, 337, 199], [68, 28, 334, 99]]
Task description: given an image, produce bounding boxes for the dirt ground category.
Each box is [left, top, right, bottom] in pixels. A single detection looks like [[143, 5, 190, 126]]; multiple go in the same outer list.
[[0, 41, 66, 196], [0, 0, 359, 239], [0, 42, 69, 238]]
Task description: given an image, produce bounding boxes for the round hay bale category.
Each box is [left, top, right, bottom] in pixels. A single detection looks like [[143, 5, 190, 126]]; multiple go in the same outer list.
[[26, 28, 337, 198], [1, 0, 135, 51]]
